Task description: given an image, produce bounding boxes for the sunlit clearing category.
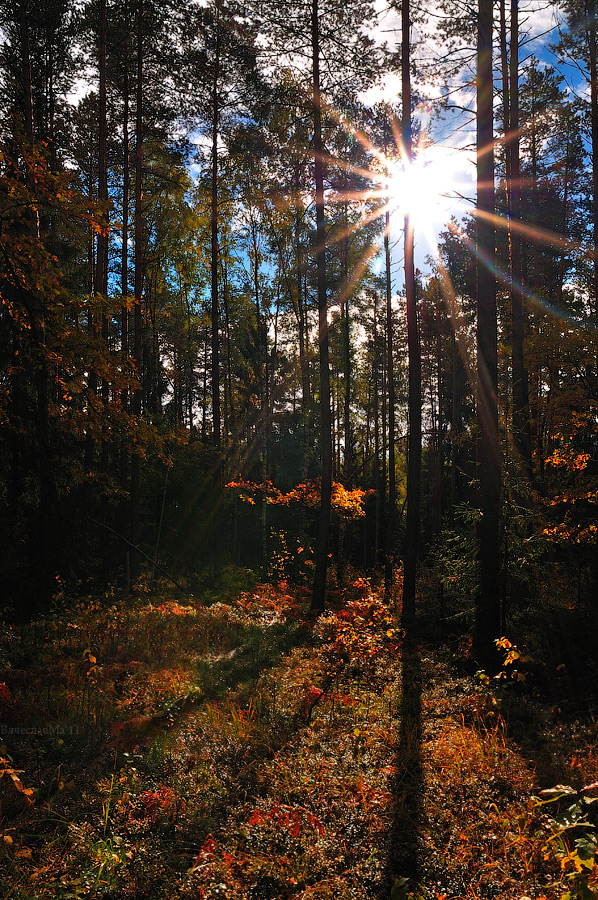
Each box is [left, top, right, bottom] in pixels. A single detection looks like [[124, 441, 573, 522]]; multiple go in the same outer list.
[[385, 145, 469, 232]]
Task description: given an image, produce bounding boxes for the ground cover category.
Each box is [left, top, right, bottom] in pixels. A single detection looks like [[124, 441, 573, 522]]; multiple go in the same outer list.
[[0, 574, 597, 899]]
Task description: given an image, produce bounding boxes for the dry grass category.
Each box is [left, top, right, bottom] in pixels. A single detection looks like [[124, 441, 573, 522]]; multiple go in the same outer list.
[[0, 576, 596, 899]]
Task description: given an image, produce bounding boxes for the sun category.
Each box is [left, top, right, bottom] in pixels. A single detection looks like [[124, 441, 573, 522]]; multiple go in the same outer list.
[[384, 144, 467, 233]]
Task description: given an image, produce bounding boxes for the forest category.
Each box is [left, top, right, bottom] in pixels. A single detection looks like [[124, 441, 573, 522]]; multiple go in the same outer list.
[[1, 0, 598, 897]]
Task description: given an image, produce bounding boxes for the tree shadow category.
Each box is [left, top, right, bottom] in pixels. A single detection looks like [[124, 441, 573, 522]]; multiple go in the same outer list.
[[384, 634, 423, 893], [195, 619, 312, 702]]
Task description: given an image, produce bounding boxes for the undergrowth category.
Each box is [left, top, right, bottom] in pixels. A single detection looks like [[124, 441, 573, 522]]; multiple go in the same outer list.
[[0, 574, 596, 899]]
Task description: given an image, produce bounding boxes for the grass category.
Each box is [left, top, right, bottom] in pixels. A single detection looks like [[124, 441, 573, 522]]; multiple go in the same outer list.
[[0, 572, 597, 899]]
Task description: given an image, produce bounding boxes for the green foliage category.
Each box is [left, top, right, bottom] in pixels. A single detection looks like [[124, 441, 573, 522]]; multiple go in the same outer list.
[[429, 506, 479, 622], [198, 563, 260, 604], [534, 784, 598, 900], [391, 876, 425, 900], [430, 525, 478, 598]]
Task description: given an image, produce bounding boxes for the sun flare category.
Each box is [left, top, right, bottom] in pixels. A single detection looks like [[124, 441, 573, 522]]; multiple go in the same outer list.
[[384, 145, 468, 233]]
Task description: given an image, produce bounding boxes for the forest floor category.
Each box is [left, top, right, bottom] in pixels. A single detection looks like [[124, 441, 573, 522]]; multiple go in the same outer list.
[[0, 572, 597, 900]]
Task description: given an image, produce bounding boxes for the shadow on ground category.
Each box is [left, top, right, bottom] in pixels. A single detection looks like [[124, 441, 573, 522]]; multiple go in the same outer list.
[[384, 634, 423, 896]]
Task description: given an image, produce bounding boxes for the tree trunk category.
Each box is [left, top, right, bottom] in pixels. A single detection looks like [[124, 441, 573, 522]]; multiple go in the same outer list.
[[120, 0, 130, 579], [589, 3, 598, 319], [384, 202, 396, 596], [97, 0, 110, 581], [342, 204, 352, 486], [311, 0, 332, 612], [293, 159, 311, 481], [401, 0, 420, 629], [121, 0, 130, 403], [130, 0, 144, 580], [431, 300, 443, 534], [474, 0, 501, 663], [97, 0, 109, 332], [19, 0, 34, 143], [211, 0, 222, 449], [508, 0, 531, 480], [373, 294, 381, 565], [10, 1, 35, 534], [20, 0, 54, 611]]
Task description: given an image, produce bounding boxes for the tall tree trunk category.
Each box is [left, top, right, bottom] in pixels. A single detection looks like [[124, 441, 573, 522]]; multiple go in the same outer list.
[[130, 0, 144, 579], [186, 291, 194, 431], [338, 205, 351, 584], [97, 0, 109, 333], [311, 0, 332, 612], [450, 327, 458, 508], [474, 0, 501, 663], [47, 25, 56, 166], [384, 202, 396, 595], [202, 325, 209, 441], [499, 0, 509, 165], [431, 300, 443, 534], [20, 0, 56, 611], [294, 160, 311, 479], [251, 218, 269, 568], [97, 0, 110, 580], [342, 203, 352, 486], [588, 2, 598, 319], [10, 0, 35, 534], [508, 0, 531, 479], [526, 96, 542, 476], [19, 0, 34, 143], [373, 295, 381, 565], [120, 0, 130, 580], [211, 0, 222, 449], [401, 0, 420, 629], [121, 0, 130, 405], [223, 257, 235, 434]]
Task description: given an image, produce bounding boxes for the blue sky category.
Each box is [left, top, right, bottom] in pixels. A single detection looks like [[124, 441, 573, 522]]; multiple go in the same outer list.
[[359, 0, 569, 275]]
